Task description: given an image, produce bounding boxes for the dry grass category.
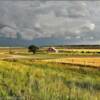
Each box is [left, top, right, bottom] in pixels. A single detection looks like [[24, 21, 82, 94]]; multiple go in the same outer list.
[[58, 48, 100, 52], [0, 59, 99, 100], [43, 57, 100, 68]]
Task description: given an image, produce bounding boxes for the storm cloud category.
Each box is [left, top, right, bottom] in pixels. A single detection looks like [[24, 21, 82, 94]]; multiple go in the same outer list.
[[0, 1, 100, 44]]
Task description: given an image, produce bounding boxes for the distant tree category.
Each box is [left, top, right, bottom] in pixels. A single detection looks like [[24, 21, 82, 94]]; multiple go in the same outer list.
[[28, 45, 39, 54]]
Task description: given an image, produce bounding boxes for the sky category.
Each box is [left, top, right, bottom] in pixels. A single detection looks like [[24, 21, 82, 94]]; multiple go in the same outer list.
[[0, 1, 100, 45]]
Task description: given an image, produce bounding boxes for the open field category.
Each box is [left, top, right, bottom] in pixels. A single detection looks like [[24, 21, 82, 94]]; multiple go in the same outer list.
[[0, 47, 100, 99], [0, 47, 100, 68]]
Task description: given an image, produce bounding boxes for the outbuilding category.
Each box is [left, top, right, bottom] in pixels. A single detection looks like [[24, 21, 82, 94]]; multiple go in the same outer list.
[[47, 47, 58, 53]]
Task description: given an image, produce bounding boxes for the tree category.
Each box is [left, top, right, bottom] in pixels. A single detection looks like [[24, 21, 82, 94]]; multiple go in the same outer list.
[[28, 45, 39, 54]]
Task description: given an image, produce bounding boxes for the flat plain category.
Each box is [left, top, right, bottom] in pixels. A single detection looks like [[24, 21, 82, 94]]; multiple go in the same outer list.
[[0, 47, 100, 100]]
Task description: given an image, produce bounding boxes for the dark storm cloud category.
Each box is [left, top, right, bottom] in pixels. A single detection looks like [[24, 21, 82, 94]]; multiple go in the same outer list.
[[0, 1, 100, 44]]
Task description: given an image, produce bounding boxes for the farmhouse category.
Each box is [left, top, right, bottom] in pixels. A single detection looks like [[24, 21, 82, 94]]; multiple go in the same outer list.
[[47, 47, 58, 53]]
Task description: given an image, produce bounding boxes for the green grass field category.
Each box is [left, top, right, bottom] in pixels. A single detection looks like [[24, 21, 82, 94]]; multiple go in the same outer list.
[[0, 48, 100, 100]]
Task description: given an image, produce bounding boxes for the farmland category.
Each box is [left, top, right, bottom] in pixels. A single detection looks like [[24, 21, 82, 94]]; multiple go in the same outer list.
[[43, 57, 100, 68], [0, 47, 100, 100]]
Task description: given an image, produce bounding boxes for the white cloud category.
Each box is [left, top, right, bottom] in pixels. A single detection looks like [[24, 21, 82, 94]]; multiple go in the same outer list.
[[76, 36, 81, 39], [65, 36, 71, 40], [88, 23, 95, 30], [89, 36, 94, 40], [1, 27, 16, 38]]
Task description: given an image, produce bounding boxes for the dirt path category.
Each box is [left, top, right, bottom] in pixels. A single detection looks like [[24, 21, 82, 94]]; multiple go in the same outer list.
[[0, 55, 34, 60]]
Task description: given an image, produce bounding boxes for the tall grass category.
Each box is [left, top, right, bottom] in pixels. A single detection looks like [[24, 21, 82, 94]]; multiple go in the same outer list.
[[0, 60, 99, 100]]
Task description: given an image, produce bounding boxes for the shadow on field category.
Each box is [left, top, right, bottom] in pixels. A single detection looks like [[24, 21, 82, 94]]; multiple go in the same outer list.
[[65, 80, 100, 91]]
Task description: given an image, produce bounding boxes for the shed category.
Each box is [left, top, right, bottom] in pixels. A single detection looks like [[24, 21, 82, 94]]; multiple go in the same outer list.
[[47, 47, 58, 53]]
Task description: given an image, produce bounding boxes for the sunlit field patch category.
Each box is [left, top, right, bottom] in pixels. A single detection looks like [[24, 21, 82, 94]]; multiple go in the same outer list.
[[43, 57, 100, 68]]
